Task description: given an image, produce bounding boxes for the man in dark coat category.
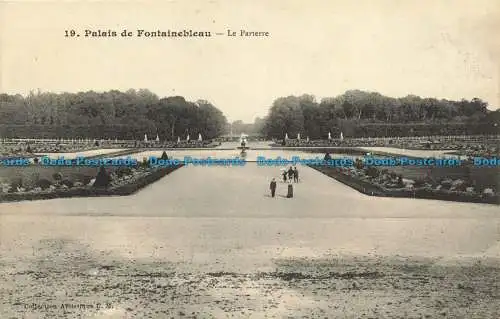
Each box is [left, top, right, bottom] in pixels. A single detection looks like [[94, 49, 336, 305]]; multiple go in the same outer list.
[[270, 178, 277, 197], [288, 166, 294, 180], [293, 166, 299, 183]]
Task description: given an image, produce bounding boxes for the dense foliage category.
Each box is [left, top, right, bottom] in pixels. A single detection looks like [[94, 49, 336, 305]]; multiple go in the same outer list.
[[262, 91, 499, 138], [2, 89, 499, 139], [0, 89, 228, 139], [229, 118, 266, 136]]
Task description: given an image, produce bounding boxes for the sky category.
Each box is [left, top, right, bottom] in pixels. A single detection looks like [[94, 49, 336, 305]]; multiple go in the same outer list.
[[1, 0, 499, 123]]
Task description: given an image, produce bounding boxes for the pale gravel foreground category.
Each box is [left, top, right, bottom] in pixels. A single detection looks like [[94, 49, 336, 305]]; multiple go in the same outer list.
[[1, 161, 499, 318]]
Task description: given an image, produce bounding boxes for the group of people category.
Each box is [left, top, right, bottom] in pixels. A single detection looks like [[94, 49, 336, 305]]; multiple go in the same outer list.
[[269, 166, 300, 198], [282, 166, 299, 183]]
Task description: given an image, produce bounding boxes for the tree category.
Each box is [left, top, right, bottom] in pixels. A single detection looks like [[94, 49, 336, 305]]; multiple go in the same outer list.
[[260, 90, 495, 138], [0, 89, 228, 139], [263, 96, 305, 138]]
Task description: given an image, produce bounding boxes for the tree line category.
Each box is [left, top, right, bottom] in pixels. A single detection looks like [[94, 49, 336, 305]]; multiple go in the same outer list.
[[0, 89, 228, 139], [1, 89, 498, 140], [262, 90, 500, 138], [229, 118, 266, 136]]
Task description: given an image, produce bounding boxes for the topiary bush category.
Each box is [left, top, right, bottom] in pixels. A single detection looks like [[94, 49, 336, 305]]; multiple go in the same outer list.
[[397, 174, 404, 187], [364, 166, 380, 178], [93, 166, 111, 188], [52, 172, 63, 181], [354, 158, 364, 169], [115, 167, 133, 178], [141, 157, 149, 168]]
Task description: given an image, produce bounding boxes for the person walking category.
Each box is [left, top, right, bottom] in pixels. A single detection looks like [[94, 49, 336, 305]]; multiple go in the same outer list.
[[270, 178, 277, 198], [287, 179, 294, 198], [293, 166, 299, 183], [282, 170, 287, 183], [287, 166, 294, 181]]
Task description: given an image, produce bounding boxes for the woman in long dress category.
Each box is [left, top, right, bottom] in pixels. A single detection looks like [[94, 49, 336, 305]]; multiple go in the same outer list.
[[287, 180, 294, 198]]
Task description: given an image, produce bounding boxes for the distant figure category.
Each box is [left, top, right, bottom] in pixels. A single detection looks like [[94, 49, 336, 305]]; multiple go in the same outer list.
[[269, 178, 277, 197], [287, 180, 294, 198], [293, 166, 299, 183], [287, 166, 294, 180], [282, 170, 287, 182]]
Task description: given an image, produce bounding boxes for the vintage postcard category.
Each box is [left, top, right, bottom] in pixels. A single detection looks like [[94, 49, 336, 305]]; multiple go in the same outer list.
[[0, 1, 499, 318]]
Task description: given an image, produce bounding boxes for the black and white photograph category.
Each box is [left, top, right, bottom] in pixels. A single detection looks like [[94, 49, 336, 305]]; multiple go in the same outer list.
[[0, 1, 499, 318]]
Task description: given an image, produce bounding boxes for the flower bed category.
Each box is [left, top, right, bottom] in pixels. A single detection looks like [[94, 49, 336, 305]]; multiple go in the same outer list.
[[310, 165, 499, 205], [0, 165, 183, 203], [120, 140, 219, 149], [272, 137, 499, 156]]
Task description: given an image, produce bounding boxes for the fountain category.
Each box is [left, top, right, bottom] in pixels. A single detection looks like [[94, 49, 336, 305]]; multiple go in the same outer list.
[[237, 133, 249, 153]]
